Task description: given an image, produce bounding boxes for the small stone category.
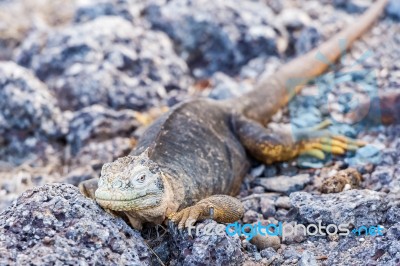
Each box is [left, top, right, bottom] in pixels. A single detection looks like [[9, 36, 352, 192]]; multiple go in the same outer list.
[[257, 174, 310, 194], [299, 251, 318, 266], [275, 196, 291, 209], [252, 186, 265, 194], [260, 247, 277, 259], [260, 198, 276, 218], [386, 0, 400, 20], [250, 235, 281, 251]]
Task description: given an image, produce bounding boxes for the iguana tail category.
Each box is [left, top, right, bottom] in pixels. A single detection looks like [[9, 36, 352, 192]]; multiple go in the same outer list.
[[229, 0, 388, 125]]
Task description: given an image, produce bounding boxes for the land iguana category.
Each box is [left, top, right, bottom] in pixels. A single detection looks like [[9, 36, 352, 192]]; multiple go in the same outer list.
[[79, 0, 389, 230]]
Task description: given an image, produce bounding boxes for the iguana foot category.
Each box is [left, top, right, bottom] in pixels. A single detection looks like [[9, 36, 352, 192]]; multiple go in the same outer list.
[[298, 135, 365, 160], [168, 195, 244, 229], [234, 116, 365, 164], [295, 120, 366, 160]]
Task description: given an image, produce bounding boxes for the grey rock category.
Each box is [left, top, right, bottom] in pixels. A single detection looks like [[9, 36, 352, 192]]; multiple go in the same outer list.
[[15, 16, 191, 111], [278, 8, 311, 30], [257, 174, 311, 194], [70, 137, 133, 171], [63, 166, 98, 186], [295, 26, 322, 56], [346, 145, 382, 165], [74, 0, 140, 23], [169, 220, 244, 265], [0, 184, 151, 265], [290, 190, 388, 227], [264, 165, 278, 177], [144, 0, 279, 78], [385, 204, 400, 225], [298, 251, 318, 266], [67, 105, 140, 154], [208, 72, 252, 100], [332, 0, 370, 13], [386, 0, 400, 20], [0, 61, 62, 137], [260, 197, 276, 218], [260, 247, 278, 259], [325, 223, 400, 265], [243, 210, 261, 224], [275, 196, 291, 209], [0, 62, 63, 163], [282, 246, 301, 260]]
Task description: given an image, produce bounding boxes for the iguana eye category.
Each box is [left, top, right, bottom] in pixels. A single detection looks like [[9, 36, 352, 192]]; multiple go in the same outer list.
[[137, 174, 146, 183]]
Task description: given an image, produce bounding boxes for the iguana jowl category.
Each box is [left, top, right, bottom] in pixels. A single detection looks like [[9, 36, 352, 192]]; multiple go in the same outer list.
[[80, 0, 388, 230]]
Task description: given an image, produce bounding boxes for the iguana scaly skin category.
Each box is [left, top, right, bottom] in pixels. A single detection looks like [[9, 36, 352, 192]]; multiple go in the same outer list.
[[80, 0, 388, 230]]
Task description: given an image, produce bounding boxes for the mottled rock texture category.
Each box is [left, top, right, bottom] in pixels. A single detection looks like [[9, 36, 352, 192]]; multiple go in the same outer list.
[[0, 184, 151, 265], [15, 16, 191, 111]]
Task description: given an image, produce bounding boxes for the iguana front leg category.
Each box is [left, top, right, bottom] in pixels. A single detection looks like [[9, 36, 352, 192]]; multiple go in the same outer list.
[[168, 195, 244, 229], [233, 115, 365, 164]]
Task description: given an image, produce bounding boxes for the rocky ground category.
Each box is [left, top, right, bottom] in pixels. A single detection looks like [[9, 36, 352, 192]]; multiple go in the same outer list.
[[0, 0, 399, 265]]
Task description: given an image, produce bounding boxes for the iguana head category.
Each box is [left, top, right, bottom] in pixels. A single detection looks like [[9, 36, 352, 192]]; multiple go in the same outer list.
[[95, 150, 164, 211]]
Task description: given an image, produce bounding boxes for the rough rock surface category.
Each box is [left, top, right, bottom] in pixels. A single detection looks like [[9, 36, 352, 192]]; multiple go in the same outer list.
[[0, 61, 63, 163], [15, 16, 192, 111], [0, 61, 62, 138], [0, 184, 151, 265], [290, 190, 388, 227], [144, 0, 281, 78], [257, 174, 311, 194], [66, 105, 139, 155], [168, 220, 245, 265]]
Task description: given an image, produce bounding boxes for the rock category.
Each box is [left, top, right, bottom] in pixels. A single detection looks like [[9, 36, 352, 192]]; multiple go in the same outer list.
[[0, 0, 74, 60], [169, 220, 244, 265], [332, 0, 370, 13], [275, 196, 291, 209], [386, 0, 400, 20], [263, 165, 278, 177], [299, 251, 318, 266], [278, 8, 311, 30], [250, 235, 281, 251], [290, 190, 388, 227], [345, 145, 382, 166], [385, 204, 400, 225], [70, 137, 134, 170], [243, 210, 261, 224], [260, 197, 276, 218], [67, 105, 140, 155], [0, 62, 63, 163], [208, 72, 252, 100], [74, 0, 140, 23], [252, 186, 265, 194], [240, 56, 282, 80], [325, 222, 400, 265], [251, 165, 266, 178], [282, 246, 301, 260], [0, 184, 151, 265], [295, 26, 322, 55], [144, 0, 279, 78], [257, 174, 311, 194], [15, 16, 191, 111], [278, 163, 298, 176], [320, 168, 363, 193], [0, 61, 62, 138], [63, 166, 98, 186], [260, 247, 278, 259]]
